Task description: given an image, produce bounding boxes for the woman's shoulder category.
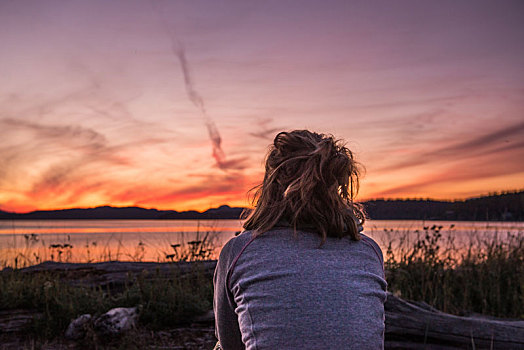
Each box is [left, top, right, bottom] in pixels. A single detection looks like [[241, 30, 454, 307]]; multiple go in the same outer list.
[[218, 230, 255, 262], [359, 233, 384, 267], [360, 232, 381, 248]]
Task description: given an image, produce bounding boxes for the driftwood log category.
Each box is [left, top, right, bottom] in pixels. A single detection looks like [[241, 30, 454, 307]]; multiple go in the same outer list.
[[11, 260, 217, 291], [2, 261, 523, 349], [385, 293, 524, 349], [0, 309, 42, 333]]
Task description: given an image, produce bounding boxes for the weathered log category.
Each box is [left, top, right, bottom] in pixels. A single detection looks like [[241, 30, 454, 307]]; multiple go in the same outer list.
[[9, 260, 216, 291], [0, 309, 42, 333], [385, 293, 524, 349], [16, 260, 217, 275]]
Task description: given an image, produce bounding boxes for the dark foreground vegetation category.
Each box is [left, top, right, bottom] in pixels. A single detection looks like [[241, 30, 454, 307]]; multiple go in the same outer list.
[[385, 226, 523, 318], [0, 262, 216, 349], [0, 228, 522, 349]]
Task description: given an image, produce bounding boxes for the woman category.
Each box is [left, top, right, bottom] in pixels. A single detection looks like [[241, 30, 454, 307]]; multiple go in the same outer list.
[[214, 130, 387, 349]]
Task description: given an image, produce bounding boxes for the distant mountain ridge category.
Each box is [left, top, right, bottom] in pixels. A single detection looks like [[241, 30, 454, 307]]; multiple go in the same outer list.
[[363, 190, 523, 221], [0, 205, 245, 220], [0, 191, 522, 221]]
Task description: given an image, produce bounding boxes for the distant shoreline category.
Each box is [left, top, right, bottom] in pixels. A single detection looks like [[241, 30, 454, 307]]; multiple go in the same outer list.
[[0, 217, 522, 223], [1, 191, 522, 221]]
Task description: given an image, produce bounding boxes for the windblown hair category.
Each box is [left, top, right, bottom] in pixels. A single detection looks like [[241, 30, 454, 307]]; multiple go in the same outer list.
[[243, 130, 365, 242]]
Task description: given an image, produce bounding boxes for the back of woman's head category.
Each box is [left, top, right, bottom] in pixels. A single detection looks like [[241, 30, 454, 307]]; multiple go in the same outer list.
[[243, 130, 365, 242]]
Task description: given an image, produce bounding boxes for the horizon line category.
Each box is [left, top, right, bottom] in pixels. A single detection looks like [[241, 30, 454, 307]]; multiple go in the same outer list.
[[2, 189, 522, 215]]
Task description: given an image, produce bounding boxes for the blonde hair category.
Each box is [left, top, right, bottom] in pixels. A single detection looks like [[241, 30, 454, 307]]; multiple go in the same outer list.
[[243, 130, 365, 242]]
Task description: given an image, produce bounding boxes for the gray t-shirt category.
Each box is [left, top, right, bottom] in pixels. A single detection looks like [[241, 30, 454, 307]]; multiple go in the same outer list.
[[214, 228, 387, 350]]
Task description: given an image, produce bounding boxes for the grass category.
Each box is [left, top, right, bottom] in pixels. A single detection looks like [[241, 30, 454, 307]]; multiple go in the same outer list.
[[0, 227, 217, 343], [0, 223, 220, 269], [384, 225, 524, 318]]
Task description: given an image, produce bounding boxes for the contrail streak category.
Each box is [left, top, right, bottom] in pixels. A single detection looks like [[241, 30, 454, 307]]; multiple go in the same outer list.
[[150, 0, 226, 168], [173, 45, 226, 166]]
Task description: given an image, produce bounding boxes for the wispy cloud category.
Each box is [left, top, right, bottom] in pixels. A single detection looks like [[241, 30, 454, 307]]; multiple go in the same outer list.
[[249, 117, 282, 140], [0, 118, 129, 165], [436, 121, 524, 155], [377, 119, 524, 172], [375, 151, 524, 198]]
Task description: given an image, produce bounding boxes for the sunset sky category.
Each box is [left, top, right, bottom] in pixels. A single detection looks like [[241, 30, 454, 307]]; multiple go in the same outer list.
[[1, 0, 523, 213]]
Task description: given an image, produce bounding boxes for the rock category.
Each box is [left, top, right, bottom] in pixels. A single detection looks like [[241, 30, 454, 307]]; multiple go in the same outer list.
[[94, 307, 138, 337], [65, 306, 139, 340], [65, 314, 92, 340]]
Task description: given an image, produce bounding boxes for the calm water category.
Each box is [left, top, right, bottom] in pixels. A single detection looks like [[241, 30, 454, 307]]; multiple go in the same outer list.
[[0, 219, 522, 268]]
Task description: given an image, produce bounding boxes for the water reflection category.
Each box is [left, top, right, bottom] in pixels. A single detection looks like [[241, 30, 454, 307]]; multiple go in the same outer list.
[[0, 219, 522, 268]]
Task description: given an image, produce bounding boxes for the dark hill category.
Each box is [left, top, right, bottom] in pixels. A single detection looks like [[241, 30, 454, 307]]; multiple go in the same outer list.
[[363, 190, 523, 221], [0, 191, 522, 221], [0, 205, 244, 220]]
